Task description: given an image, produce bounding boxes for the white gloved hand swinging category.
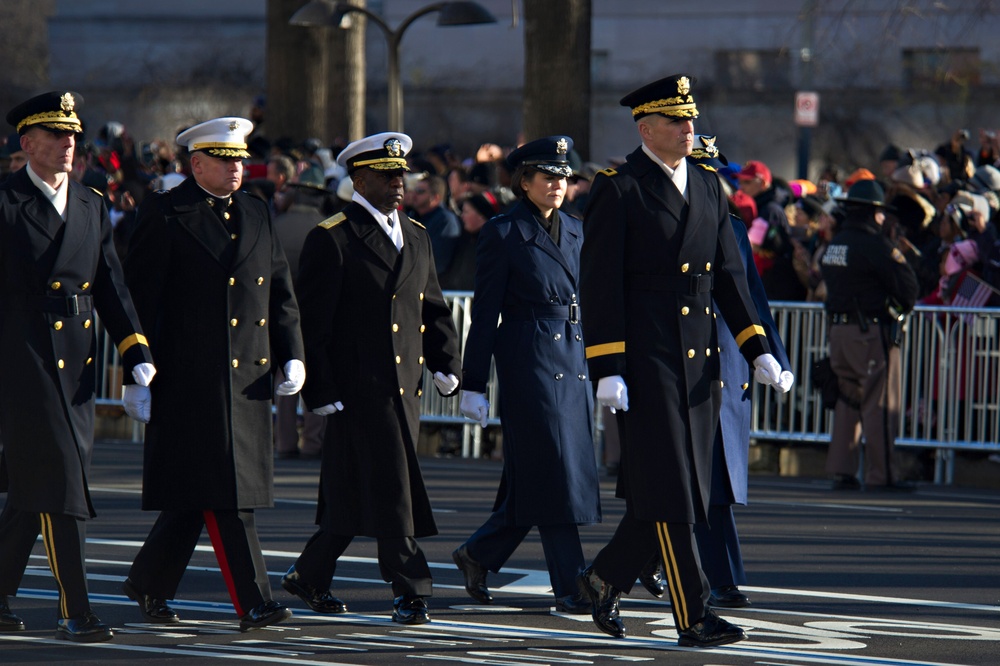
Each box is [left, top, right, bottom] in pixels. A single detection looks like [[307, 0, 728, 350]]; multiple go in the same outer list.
[[460, 390, 490, 428], [596, 375, 629, 413], [131, 362, 156, 387], [314, 401, 344, 416], [753, 353, 783, 388], [122, 384, 152, 423], [275, 359, 305, 396], [777, 370, 795, 393], [433, 371, 460, 395]]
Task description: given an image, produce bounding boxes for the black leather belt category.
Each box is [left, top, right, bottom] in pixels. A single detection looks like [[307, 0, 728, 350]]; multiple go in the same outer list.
[[4, 294, 94, 316], [626, 273, 713, 295], [503, 304, 579, 324], [829, 312, 881, 325]]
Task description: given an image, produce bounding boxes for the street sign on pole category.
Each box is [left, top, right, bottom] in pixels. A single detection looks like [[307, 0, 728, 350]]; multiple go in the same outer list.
[[795, 91, 820, 127]]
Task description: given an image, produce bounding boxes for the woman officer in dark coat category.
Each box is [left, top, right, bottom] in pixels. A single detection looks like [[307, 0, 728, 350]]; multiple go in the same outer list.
[[453, 136, 600, 612]]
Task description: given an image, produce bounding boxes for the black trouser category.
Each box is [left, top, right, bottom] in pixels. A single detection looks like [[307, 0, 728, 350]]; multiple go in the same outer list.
[[128, 509, 270, 616], [294, 529, 432, 599], [0, 503, 90, 618], [592, 505, 710, 631]]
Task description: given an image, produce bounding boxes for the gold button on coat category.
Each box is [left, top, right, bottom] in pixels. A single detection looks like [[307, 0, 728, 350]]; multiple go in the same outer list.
[[81, 282, 90, 290], [681, 306, 689, 316], [57, 359, 65, 369], [399, 387, 405, 395], [706, 348, 711, 356], [680, 263, 689, 273], [706, 262, 712, 271], [257, 277, 264, 285], [720, 380, 725, 388], [706, 307, 711, 315], [51, 281, 61, 290], [230, 233, 237, 240], [395, 356, 401, 364], [419, 325, 425, 333], [228, 277, 235, 286], [83, 319, 91, 328], [417, 389, 423, 397], [258, 319, 266, 326], [86, 357, 93, 365], [419, 292, 424, 301], [257, 358, 268, 366], [392, 324, 399, 332], [418, 356, 424, 364], [230, 318, 238, 327], [742, 382, 749, 390], [232, 359, 239, 368], [687, 349, 695, 358], [53, 321, 63, 330], [553, 333, 561, 340]]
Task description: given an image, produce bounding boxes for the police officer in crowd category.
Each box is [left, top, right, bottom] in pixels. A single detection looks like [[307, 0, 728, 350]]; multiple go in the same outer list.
[[577, 74, 785, 647], [0, 91, 154, 642], [281, 133, 461, 625], [820, 180, 919, 491], [454, 136, 600, 613], [121, 117, 304, 631]]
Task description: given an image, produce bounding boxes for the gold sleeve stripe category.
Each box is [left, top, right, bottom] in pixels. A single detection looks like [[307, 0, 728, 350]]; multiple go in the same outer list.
[[735, 325, 766, 349], [585, 341, 625, 359], [118, 333, 149, 356]]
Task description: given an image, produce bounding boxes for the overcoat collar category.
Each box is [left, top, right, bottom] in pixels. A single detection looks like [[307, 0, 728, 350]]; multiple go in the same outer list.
[[50, 180, 96, 277], [345, 202, 400, 272], [510, 200, 577, 281], [167, 178, 262, 270], [627, 147, 687, 221]]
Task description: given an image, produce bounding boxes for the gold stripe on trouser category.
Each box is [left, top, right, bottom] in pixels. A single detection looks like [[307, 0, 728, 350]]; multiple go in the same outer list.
[[40, 513, 69, 618], [655, 521, 689, 630]]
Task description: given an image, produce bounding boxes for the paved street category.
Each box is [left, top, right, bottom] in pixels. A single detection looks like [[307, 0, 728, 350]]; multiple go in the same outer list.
[[1, 439, 999, 665]]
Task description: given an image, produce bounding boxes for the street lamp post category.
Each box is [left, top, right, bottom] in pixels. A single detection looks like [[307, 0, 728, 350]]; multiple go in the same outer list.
[[290, 1, 496, 132]]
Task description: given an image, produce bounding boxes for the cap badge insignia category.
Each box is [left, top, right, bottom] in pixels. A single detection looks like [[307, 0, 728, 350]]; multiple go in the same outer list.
[[60, 92, 75, 113], [677, 76, 691, 95], [702, 135, 718, 157], [384, 138, 402, 157], [556, 138, 568, 155], [228, 121, 240, 132]]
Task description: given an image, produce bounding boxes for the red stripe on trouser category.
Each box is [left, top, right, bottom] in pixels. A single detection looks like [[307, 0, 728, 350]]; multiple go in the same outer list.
[[203, 510, 244, 616]]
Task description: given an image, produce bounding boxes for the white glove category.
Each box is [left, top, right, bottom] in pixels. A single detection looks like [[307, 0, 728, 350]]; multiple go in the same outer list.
[[460, 390, 490, 427], [753, 353, 782, 388], [275, 359, 305, 396], [777, 370, 795, 393], [433, 371, 460, 395], [596, 375, 629, 413], [131, 362, 156, 387], [122, 384, 152, 423], [313, 401, 344, 416]]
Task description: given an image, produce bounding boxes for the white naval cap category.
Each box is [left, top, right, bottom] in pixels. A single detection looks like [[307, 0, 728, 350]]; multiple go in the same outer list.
[[337, 132, 412, 174], [176, 117, 254, 159]]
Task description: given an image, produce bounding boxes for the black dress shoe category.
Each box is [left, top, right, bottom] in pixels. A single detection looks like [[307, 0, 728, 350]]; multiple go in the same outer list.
[[832, 474, 861, 490], [576, 566, 626, 639], [553, 593, 591, 614], [239, 600, 292, 632], [708, 585, 751, 609], [392, 595, 430, 625], [452, 545, 493, 604], [638, 557, 667, 599], [281, 566, 347, 614], [56, 611, 113, 643], [678, 609, 747, 648], [122, 577, 180, 623], [0, 596, 24, 632]]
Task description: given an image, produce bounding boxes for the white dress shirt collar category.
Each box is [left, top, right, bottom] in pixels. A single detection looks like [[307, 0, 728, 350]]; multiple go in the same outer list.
[[353, 192, 403, 251], [642, 143, 689, 202], [26, 163, 70, 219]]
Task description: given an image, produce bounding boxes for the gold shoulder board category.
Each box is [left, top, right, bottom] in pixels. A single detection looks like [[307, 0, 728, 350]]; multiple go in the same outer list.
[[697, 164, 718, 172], [87, 186, 105, 197], [598, 167, 618, 177], [318, 212, 347, 229], [411, 219, 426, 230]]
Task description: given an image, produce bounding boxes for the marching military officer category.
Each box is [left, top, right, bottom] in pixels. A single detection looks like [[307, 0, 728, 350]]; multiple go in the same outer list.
[[820, 180, 918, 491], [0, 91, 154, 642], [453, 136, 601, 612], [281, 133, 461, 625], [577, 74, 784, 647], [122, 117, 304, 631]]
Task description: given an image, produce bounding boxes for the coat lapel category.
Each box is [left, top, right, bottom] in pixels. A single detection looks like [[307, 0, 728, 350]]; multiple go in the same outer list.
[[50, 181, 94, 276], [348, 204, 399, 271], [230, 193, 263, 271], [513, 203, 575, 280], [171, 180, 234, 267], [681, 163, 709, 251], [394, 212, 420, 287], [9, 169, 60, 241], [630, 148, 686, 222]]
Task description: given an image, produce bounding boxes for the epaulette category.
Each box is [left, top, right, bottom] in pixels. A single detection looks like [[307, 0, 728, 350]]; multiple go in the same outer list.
[[87, 186, 104, 197], [411, 219, 426, 230], [597, 167, 618, 177], [318, 212, 346, 229], [696, 164, 717, 172]]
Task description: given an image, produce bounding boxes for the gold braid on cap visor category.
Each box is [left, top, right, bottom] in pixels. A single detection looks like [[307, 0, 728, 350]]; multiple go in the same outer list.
[[352, 157, 409, 170], [631, 96, 699, 118], [16, 112, 82, 133]]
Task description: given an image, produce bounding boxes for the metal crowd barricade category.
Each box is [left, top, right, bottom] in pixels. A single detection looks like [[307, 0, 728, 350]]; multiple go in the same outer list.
[[93, 296, 1000, 484]]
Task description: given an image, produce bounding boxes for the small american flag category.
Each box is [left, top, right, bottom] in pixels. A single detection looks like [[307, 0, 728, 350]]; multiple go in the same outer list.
[[950, 272, 998, 312]]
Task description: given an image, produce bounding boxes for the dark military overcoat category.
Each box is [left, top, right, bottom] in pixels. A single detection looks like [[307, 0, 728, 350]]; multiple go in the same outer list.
[[123, 176, 303, 511], [297, 202, 461, 539], [580, 149, 770, 524], [462, 200, 601, 527], [0, 167, 152, 518]]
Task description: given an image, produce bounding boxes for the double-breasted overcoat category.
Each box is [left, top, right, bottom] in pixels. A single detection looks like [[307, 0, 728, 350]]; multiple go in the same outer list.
[[580, 149, 770, 524], [0, 168, 152, 519], [123, 176, 303, 511], [462, 200, 600, 527], [296, 203, 461, 539]]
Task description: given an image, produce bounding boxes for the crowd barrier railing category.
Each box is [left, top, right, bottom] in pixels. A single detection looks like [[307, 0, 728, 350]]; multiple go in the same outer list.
[[93, 295, 1000, 484]]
